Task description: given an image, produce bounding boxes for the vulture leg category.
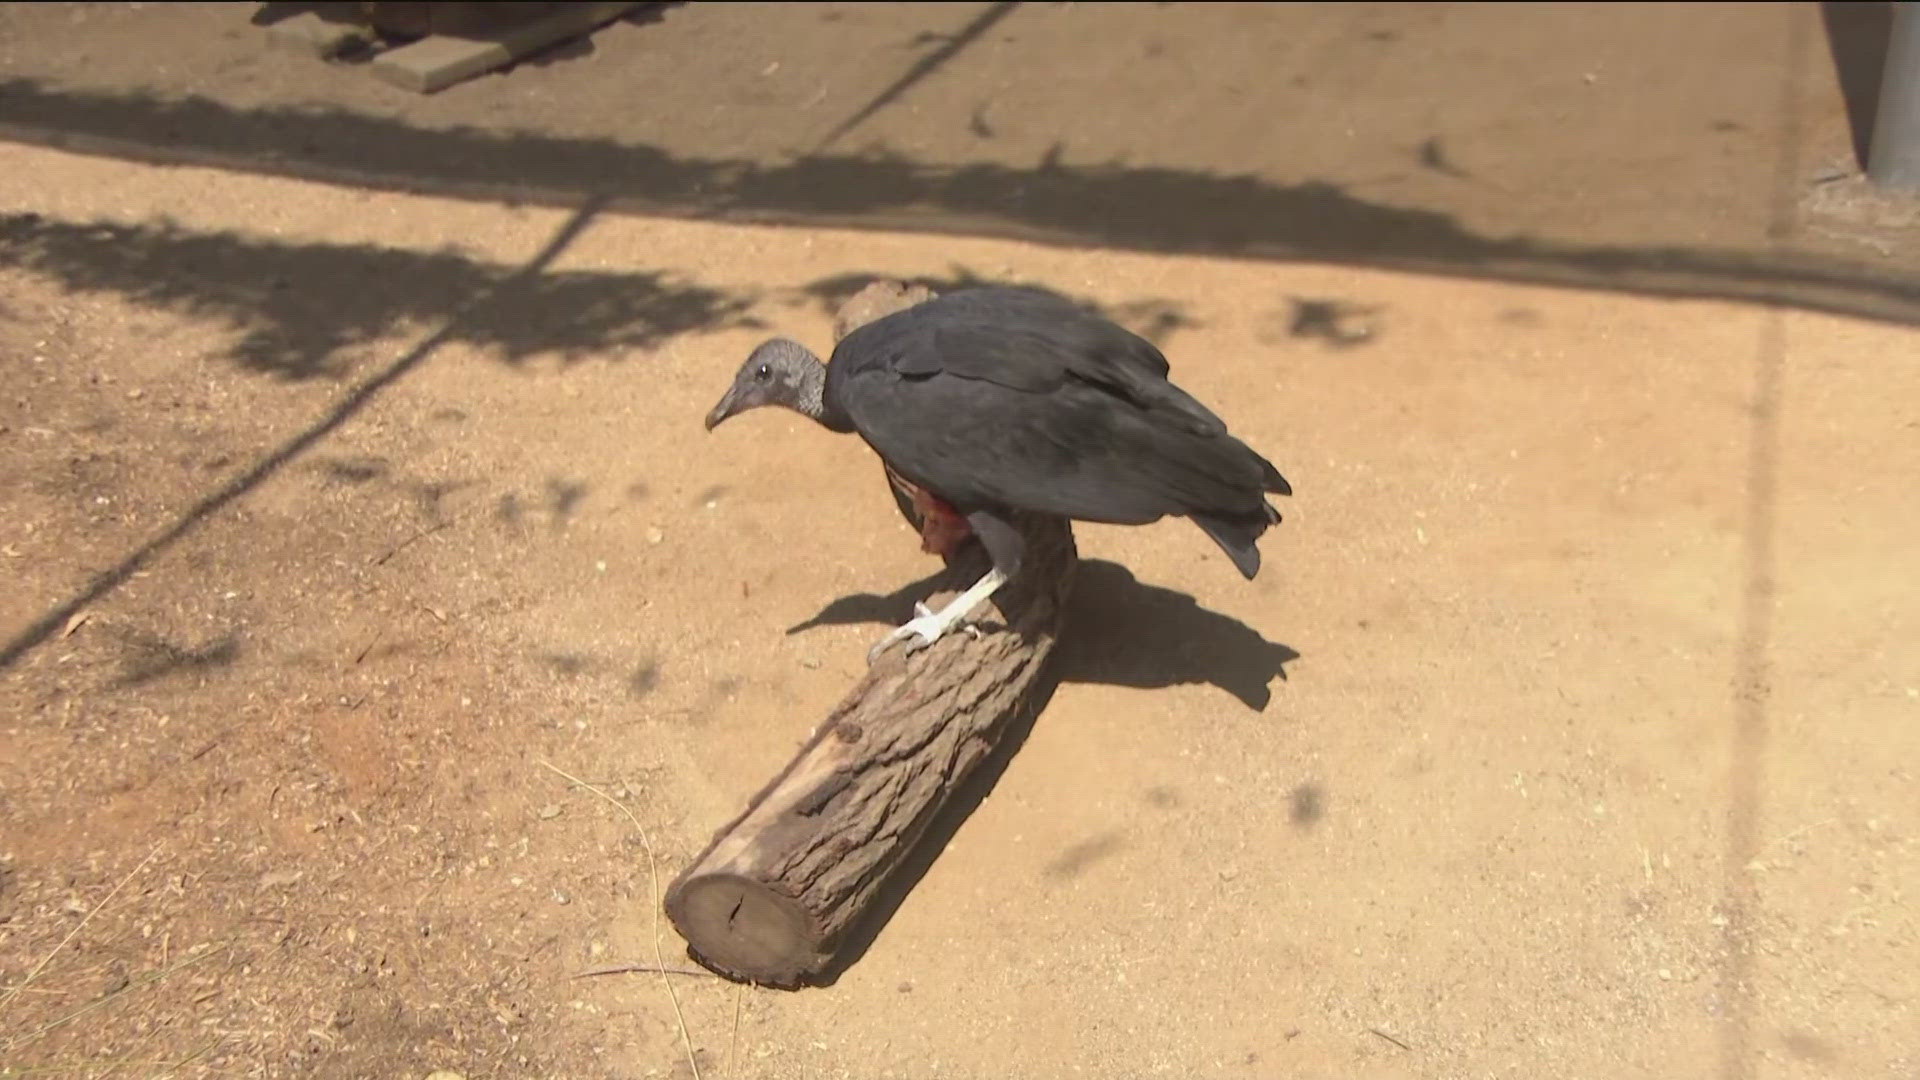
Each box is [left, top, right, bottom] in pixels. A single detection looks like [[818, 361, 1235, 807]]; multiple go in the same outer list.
[[866, 566, 1010, 663], [867, 511, 1025, 663]]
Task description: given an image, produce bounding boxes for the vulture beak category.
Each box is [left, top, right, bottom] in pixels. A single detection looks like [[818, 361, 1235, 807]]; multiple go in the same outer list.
[[704, 387, 742, 432]]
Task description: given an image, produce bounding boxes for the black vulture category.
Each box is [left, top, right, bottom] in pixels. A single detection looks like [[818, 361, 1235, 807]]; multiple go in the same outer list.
[[705, 287, 1291, 660]]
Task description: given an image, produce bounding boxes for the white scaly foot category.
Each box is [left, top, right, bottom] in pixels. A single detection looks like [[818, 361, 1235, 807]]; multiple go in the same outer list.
[[866, 567, 1009, 664]]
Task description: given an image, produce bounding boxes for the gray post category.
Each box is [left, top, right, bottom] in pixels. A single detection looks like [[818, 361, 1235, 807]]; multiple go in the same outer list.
[[1869, 1, 1920, 188]]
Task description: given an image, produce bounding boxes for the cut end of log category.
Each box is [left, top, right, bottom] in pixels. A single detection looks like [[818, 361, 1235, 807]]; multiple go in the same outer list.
[[665, 873, 821, 989]]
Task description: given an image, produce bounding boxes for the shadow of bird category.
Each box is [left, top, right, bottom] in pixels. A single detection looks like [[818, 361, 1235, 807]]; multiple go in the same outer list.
[[789, 558, 1296, 710]]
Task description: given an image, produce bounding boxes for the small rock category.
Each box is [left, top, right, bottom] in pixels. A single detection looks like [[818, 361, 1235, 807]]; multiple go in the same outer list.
[[536, 803, 563, 820], [645, 526, 664, 545], [259, 869, 304, 889]]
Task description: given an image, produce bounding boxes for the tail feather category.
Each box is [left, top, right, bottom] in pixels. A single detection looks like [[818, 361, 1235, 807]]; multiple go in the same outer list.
[[1187, 447, 1287, 580], [1191, 511, 1269, 580], [1262, 458, 1292, 497]]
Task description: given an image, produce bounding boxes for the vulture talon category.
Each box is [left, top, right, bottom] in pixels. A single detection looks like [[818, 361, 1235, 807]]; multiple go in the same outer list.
[[866, 615, 941, 664], [865, 567, 1011, 664]]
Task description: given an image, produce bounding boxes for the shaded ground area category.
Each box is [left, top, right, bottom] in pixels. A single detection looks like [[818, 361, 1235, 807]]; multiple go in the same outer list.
[[1, 3, 1917, 1079], [0, 3, 1917, 324]]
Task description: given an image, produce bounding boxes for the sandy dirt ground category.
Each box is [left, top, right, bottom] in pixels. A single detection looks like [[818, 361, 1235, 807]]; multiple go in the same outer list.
[[1, 3, 1917, 1079]]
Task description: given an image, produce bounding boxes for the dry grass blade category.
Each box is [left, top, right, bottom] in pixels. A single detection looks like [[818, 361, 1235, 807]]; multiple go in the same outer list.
[[1367, 1027, 1413, 1052], [6, 944, 230, 1050], [152, 1036, 222, 1079], [0, 1040, 227, 1077], [728, 978, 744, 1079], [538, 760, 701, 1080], [0, 844, 161, 1021], [573, 963, 718, 979], [96, 1021, 161, 1080]]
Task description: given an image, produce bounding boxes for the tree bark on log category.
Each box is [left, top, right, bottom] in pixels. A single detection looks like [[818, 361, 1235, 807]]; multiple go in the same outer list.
[[663, 282, 1078, 988]]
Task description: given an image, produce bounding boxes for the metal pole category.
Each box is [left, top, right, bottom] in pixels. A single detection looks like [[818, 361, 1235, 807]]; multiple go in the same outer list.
[[1868, 1, 1920, 188]]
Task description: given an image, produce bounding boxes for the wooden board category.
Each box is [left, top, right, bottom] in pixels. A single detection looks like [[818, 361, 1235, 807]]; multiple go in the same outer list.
[[369, 1, 640, 93]]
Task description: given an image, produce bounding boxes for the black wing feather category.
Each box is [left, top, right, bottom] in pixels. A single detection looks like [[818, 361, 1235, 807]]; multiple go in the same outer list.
[[845, 287, 1225, 436], [829, 287, 1287, 532]]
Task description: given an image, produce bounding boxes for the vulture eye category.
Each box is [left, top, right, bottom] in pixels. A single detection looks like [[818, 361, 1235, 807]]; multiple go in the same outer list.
[[754, 363, 772, 381]]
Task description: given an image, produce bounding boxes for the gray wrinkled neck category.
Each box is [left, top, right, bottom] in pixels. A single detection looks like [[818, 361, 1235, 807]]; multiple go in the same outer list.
[[796, 354, 854, 433]]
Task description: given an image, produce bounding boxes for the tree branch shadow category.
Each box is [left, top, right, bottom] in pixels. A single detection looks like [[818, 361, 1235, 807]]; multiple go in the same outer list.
[[812, 1, 1022, 151], [103, 625, 242, 689], [2, 78, 1917, 327], [0, 211, 762, 380], [0, 199, 615, 672]]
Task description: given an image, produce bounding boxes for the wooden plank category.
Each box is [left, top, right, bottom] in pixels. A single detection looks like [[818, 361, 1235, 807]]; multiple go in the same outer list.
[[369, 1, 641, 94]]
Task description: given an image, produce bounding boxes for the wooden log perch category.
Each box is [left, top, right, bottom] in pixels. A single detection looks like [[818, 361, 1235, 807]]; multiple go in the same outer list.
[[664, 282, 1078, 988]]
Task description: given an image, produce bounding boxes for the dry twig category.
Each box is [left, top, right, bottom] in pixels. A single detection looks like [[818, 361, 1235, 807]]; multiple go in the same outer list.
[[539, 760, 702, 1080]]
